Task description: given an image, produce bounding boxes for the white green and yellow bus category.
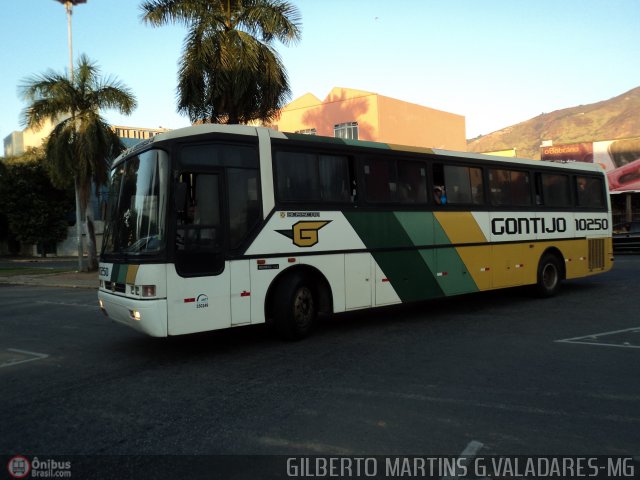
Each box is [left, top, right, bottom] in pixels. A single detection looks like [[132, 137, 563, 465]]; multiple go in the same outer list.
[[98, 124, 613, 339]]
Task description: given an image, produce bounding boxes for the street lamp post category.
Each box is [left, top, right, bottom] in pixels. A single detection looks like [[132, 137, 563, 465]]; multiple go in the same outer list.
[[55, 0, 86, 81], [54, 0, 86, 271]]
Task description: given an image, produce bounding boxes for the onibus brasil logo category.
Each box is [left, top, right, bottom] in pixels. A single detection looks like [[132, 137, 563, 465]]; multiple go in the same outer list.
[[7, 456, 30, 478], [276, 220, 331, 247], [7, 456, 72, 478]]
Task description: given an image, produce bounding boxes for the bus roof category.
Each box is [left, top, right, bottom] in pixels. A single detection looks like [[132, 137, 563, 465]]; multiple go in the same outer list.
[[112, 124, 605, 175]]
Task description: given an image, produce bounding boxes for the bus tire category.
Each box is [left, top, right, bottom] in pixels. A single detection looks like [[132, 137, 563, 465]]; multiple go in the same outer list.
[[535, 253, 562, 297], [273, 273, 317, 340]]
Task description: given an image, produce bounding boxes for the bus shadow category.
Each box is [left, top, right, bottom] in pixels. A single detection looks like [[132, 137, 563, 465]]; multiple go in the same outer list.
[[111, 323, 277, 361], [317, 280, 602, 337], [111, 280, 602, 360]]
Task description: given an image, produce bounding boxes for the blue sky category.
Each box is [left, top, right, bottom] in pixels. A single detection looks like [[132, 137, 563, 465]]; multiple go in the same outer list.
[[1, 0, 639, 145]]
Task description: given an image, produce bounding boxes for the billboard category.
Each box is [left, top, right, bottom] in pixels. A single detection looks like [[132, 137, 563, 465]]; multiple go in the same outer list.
[[541, 137, 640, 192]]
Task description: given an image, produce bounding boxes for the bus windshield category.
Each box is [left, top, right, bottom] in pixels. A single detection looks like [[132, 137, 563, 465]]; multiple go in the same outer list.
[[102, 149, 169, 257]]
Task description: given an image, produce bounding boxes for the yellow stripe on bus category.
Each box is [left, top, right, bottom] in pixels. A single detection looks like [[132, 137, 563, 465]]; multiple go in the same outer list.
[[126, 264, 140, 284], [434, 212, 487, 244]]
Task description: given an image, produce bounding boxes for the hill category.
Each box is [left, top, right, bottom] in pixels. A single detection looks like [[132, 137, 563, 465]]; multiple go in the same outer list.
[[466, 86, 640, 159]]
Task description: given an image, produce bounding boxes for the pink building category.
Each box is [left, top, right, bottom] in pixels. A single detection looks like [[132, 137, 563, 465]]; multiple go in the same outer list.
[[271, 87, 466, 151]]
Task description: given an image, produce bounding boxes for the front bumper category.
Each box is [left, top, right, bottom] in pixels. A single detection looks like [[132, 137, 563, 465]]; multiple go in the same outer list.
[[98, 290, 168, 337]]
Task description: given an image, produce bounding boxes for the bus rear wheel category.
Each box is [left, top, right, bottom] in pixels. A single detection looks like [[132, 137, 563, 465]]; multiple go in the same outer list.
[[273, 273, 317, 340], [536, 253, 562, 297]]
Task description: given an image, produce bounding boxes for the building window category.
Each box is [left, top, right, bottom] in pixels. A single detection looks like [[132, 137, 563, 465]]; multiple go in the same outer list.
[[295, 128, 317, 135], [334, 122, 358, 140]]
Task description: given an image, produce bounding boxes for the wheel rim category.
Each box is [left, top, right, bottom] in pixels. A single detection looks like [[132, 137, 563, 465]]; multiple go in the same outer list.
[[293, 286, 314, 327], [542, 262, 558, 290]]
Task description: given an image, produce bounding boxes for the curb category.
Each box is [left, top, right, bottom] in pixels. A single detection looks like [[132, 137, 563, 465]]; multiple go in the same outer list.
[[0, 280, 98, 289]]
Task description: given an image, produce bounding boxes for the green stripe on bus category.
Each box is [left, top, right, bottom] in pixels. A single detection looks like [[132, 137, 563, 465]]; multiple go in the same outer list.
[[344, 211, 415, 249], [110, 264, 120, 283], [342, 139, 391, 149], [345, 211, 479, 299], [117, 265, 128, 284], [433, 247, 479, 295], [374, 250, 444, 302], [344, 211, 444, 301], [393, 211, 436, 246], [395, 212, 477, 295]]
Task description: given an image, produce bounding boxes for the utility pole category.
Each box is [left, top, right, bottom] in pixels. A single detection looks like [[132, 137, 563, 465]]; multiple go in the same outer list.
[[54, 0, 87, 80], [54, 0, 86, 271]]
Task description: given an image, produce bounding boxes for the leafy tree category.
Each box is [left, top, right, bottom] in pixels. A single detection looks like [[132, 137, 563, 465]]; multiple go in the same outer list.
[[141, 0, 301, 124], [20, 54, 137, 270], [0, 150, 74, 257]]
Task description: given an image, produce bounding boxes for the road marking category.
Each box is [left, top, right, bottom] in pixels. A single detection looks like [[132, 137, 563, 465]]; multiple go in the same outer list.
[[441, 440, 484, 480], [258, 436, 352, 454], [36, 300, 96, 308], [0, 348, 49, 368], [555, 326, 640, 349]]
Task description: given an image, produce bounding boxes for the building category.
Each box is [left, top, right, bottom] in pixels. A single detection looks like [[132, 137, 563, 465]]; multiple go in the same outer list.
[[3, 122, 171, 157], [270, 87, 466, 151], [540, 137, 640, 224], [113, 125, 171, 148], [481, 148, 518, 158], [3, 117, 64, 157]]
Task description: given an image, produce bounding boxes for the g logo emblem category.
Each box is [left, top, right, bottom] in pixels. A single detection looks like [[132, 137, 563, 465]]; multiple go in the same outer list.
[[276, 220, 331, 247], [292, 221, 330, 247]]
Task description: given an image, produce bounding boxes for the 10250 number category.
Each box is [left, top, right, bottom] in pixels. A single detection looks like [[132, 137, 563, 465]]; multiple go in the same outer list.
[[575, 218, 608, 231]]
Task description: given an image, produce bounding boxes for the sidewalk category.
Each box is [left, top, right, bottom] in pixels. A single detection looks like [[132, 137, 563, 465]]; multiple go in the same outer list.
[[0, 270, 98, 289]]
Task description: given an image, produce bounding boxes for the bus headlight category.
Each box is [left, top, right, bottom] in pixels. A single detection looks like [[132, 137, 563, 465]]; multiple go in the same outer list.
[[129, 309, 142, 321], [99, 299, 108, 316]]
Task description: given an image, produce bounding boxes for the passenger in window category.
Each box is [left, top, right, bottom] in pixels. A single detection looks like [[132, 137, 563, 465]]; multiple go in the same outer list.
[[399, 183, 412, 202], [577, 178, 588, 195], [578, 177, 604, 207], [433, 186, 446, 205]]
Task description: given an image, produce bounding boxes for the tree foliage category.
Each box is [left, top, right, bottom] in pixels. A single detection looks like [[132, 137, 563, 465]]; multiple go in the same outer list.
[[141, 0, 302, 124], [20, 54, 136, 206], [0, 151, 74, 255], [19, 55, 137, 269]]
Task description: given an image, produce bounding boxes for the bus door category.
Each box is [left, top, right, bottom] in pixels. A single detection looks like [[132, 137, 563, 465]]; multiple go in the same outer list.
[[168, 171, 232, 335]]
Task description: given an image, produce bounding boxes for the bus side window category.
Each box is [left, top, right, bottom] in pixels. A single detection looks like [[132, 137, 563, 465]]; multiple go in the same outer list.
[[364, 158, 396, 203], [275, 150, 351, 204], [228, 168, 260, 248], [397, 161, 428, 203], [576, 175, 605, 208], [432, 163, 445, 205], [489, 169, 530, 207], [435, 163, 483, 205], [275, 151, 319, 201], [538, 173, 571, 207], [319, 154, 350, 202]]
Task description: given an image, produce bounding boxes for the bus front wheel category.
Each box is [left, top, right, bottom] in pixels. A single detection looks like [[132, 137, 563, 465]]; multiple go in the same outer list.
[[535, 253, 563, 297], [273, 273, 317, 340]]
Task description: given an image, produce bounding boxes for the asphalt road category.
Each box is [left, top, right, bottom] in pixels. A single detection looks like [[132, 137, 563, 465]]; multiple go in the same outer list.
[[1, 256, 639, 475]]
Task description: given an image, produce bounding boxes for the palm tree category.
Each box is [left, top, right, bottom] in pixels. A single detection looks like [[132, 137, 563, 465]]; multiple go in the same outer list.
[[141, 0, 301, 124], [20, 54, 137, 271]]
